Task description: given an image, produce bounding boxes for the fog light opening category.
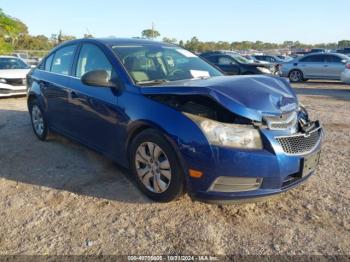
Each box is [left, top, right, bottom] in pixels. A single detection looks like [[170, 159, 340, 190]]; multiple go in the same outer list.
[[209, 176, 263, 192]]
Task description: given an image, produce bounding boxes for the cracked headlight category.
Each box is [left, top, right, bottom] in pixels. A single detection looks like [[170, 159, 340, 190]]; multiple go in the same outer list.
[[257, 67, 272, 74], [185, 113, 263, 149]]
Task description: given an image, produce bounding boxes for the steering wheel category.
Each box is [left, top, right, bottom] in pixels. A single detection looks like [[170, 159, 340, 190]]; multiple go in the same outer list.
[[168, 68, 187, 80]]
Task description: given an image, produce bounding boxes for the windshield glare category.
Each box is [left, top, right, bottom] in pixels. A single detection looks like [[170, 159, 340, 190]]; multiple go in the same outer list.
[[0, 58, 29, 70], [230, 54, 251, 64], [112, 45, 222, 84]]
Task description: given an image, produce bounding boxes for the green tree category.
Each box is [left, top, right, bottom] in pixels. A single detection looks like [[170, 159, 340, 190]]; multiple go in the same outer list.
[[162, 37, 177, 44], [15, 34, 53, 50], [338, 40, 350, 48], [57, 30, 76, 44], [141, 29, 160, 39], [0, 9, 28, 50], [184, 37, 200, 52]]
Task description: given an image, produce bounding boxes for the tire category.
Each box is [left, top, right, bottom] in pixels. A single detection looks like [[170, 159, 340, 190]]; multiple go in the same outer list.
[[289, 70, 304, 82], [129, 129, 185, 202], [29, 99, 49, 141]]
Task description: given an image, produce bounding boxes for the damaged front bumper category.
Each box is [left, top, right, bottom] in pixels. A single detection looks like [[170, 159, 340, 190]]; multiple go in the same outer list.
[[185, 121, 323, 203], [0, 84, 27, 97]]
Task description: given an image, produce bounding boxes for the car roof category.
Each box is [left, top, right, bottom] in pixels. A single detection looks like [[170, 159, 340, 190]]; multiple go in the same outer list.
[[303, 52, 344, 57], [200, 51, 238, 56]]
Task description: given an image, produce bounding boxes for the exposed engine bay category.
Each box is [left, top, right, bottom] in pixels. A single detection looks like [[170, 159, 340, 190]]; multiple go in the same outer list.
[[148, 95, 252, 124]]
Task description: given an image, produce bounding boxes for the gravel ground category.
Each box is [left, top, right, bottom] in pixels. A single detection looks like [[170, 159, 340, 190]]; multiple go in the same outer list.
[[0, 83, 349, 255]]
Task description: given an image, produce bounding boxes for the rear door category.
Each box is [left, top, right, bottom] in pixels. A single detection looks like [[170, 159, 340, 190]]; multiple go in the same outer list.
[[299, 55, 326, 78], [324, 55, 346, 79], [39, 44, 77, 132]]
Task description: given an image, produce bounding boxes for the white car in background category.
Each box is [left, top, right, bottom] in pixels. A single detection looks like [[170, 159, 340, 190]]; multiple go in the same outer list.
[[0, 56, 31, 97], [341, 64, 350, 84]]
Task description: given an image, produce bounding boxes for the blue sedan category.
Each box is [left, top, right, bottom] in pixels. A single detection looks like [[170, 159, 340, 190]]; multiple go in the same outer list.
[[27, 38, 323, 203]]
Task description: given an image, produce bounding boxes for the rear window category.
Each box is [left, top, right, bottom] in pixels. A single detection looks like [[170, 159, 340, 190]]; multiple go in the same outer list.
[[325, 55, 341, 63], [44, 54, 54, 71], [51, 45, 77, 75], [300, 55, 325, 63]]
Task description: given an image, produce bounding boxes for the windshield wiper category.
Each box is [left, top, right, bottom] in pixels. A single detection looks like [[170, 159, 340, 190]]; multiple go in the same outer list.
[[137, 79, 169, 86]]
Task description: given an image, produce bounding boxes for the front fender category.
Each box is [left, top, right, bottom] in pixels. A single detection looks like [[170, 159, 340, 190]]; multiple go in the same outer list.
[[118, 91, 216, 190]]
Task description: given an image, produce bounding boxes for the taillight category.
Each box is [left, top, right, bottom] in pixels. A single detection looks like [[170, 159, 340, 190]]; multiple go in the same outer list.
[[346, 63, 350, 69]]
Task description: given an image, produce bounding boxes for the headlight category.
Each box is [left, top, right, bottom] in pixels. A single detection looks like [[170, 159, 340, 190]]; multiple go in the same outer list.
[[185, 113, 263, 149], [0, 78, 6, 83], [257, 67, 272, 74]]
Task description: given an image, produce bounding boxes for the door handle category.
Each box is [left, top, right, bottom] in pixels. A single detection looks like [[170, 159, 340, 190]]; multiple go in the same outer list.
[[324, 65, 329, 67]]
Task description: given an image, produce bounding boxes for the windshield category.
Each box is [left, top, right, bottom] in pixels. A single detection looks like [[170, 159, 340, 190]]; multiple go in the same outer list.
[[0, 58, 29, 70], [112, 45, 222, 85], [229, 54, 251, 64]]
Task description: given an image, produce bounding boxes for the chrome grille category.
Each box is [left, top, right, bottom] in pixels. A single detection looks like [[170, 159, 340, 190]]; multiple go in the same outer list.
[[276, 127, 322, 155], [263, 111, 298, 131], [5, 78, 26, 86]]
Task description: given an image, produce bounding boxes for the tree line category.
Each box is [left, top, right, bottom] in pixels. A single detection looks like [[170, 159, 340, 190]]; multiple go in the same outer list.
[[1, 9, 349, 56]]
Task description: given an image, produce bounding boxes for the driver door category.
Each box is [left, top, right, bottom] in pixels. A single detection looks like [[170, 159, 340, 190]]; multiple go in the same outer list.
[[65, 43, 121, 155]]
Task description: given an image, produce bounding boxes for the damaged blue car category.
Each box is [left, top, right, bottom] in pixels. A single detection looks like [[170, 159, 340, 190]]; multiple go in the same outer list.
[[27, 38, 323, 203]]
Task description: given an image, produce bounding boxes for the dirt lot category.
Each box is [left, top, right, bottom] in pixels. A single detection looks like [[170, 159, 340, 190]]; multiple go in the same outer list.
[[0, 82, 349, 255]]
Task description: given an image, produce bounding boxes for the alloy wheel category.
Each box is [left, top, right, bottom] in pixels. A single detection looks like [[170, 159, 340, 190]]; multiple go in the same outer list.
[[290, 70, 302, 82], [31, 105, 45, 136], [134, 142, 172, 193]]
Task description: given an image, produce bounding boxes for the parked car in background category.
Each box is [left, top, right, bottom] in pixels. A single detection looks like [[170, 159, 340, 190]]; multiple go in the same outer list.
[[252, 55, 286, 64], [242, 55, 269, 64], [277, 55, 293, 61], [12, 53, 39, 67], [0, 56, 31, 97], [252, 55, 287, 73], [309, 48, 326, 53], [340, 65, 350, 84], [336, 48, 350, 56], [280, 53, 350, 82], [200, 51, 274, 75], [27, 38, 323, 203]]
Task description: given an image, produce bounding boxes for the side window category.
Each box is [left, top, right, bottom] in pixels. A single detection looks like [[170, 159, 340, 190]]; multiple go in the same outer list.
[[218, 56, 233, 65], [51, 45, 76, 75], [326, 55, 341, 63], [203, 55, 218, 64], [44, 54, 54, 71], [76, 43, 113, 78], [300, 55, 325, 63], [268, 57, 276, 62]]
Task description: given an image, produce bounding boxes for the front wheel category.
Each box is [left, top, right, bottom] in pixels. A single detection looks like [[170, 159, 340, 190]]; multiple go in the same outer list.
[[129, 129, 185, 202], [289, 70, 304, 82]]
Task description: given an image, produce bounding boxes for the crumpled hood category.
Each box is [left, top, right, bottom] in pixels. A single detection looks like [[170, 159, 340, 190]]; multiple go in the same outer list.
[[140, 75, 298, 122], [0, 69, 30, 79]]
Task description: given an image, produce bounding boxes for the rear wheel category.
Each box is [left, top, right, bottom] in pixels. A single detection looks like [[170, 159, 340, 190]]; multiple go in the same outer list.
[[129, 129, 184, 202], [29, 100, 49, 141], [289, 70, 304, 82]]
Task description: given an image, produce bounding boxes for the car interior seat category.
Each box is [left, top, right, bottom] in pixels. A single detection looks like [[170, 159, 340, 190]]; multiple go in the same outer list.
[[124, 56, 149, 82]]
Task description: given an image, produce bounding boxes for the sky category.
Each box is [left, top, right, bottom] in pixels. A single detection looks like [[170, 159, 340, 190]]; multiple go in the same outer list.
[[1, 0, 349, 44]]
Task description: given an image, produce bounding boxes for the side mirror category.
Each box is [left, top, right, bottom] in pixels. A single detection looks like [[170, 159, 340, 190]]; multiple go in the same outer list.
[[81, 70, 120, 89]]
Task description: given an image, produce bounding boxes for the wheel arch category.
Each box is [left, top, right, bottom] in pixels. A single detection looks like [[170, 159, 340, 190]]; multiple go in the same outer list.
[[125, 121, 190, 186]]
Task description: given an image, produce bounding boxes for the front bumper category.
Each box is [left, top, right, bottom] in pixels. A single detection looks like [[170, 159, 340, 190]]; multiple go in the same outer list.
[[186, 123, 323, 203], [0, 84, 26, 97]]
